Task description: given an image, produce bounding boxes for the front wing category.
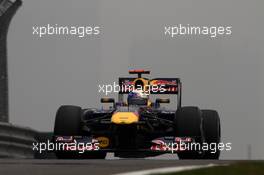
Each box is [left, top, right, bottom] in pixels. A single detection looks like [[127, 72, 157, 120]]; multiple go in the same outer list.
[[53, 135, 196, 154]]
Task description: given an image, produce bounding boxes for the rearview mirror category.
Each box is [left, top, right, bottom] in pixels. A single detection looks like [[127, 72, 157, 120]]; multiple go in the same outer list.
[[156, 98, 170, 104], [101, 98, 115, 103]]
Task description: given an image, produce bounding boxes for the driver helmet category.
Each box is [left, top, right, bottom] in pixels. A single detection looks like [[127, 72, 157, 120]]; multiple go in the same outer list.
[[127, 90, 149, 106]]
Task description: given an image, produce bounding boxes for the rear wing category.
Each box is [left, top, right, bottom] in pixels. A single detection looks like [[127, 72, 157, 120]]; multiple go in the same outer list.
[[149, 78, 180, 94], [118, 78, 181, 94]]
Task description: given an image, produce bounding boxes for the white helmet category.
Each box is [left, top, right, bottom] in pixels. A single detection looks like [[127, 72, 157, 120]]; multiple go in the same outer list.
[[127, 90, 149, 105]]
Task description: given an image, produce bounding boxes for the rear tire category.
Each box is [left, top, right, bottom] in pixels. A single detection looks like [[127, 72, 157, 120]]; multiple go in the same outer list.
[[201, 110, 221, 159], [175, 106, 203, 159]]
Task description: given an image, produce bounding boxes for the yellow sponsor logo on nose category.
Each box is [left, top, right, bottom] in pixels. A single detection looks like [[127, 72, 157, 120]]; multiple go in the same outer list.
[[111, 112, 139, 124]]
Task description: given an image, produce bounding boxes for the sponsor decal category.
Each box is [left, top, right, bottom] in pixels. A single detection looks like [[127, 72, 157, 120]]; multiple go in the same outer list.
[[96, 137, 110, 148]]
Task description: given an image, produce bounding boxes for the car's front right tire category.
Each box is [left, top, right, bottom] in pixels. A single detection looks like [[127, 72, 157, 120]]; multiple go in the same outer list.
[[54, 105, 82, 159], [54, 105, 106, 159], [54, 105, 82, 136]]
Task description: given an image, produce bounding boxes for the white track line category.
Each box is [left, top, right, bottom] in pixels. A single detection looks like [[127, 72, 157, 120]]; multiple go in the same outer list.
[[114, 163, 217, 175]]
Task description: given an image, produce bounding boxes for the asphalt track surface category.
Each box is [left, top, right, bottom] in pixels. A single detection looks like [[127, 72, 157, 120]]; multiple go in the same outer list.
[[0, 158, 232, 175]]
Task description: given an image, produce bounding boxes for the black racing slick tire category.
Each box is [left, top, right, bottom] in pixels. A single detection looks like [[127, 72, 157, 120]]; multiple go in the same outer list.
[[54, 105, 82, 159], [201, 110, 221, 159], [54, 105, 82, 136], [175, 106, 203, 159], [54, 105, 106, 159]]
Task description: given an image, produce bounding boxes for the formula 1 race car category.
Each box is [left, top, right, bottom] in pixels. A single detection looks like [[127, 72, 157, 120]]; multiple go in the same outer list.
[[53, 70, 221, 159]]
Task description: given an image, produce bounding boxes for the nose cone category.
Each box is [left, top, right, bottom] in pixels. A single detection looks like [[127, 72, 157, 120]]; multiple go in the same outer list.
[[111, 112, 139, 124]]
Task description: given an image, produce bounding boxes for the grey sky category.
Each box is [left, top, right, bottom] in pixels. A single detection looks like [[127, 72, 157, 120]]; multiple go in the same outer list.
[[7, 0, 264, 159]]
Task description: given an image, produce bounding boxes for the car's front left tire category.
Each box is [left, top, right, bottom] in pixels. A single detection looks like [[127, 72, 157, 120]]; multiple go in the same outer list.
[[201, 109, 221, 159], [175, 106, 203, 159]]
